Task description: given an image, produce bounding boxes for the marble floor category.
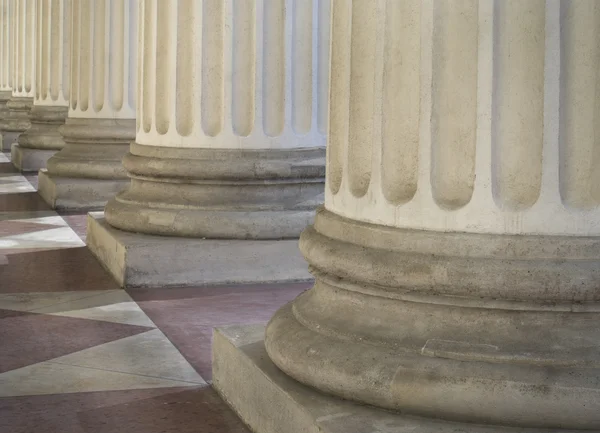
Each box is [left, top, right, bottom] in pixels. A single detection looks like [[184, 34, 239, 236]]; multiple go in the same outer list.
[[0, 152, 310, 432]]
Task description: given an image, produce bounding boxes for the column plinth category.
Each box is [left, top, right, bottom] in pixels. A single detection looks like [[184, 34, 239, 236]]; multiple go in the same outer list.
[[38, 0, 137, 210], [214, 1, 600, 431], [87, 0, 330, 287]]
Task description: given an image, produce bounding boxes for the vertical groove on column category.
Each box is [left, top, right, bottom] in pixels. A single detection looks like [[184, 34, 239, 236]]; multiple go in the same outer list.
[[291, 0, 312, 135], [79, 0, 91, 111], [49, 0, 59, 100], [155, 0, 171, 134], [70, 0, 80, 110], [202, 0, 224, 137], [141, 0, 155, 132], [381, 0, 420, 205], [327, 0, 351, 195], [317, 0, 330, 136], [35, 0, 43, 100], [15, 1, 21, 93], [559, 1, 600, 209], [126, 0, 136, 114], [61, 0, 70, 102], [263, 0, 285, 137], [232, 0, 255, 137], [431, 0, 478, 209], [175, 0, 194, 137], [0, 0, 9, 90], [110, 0, 125, 112], [92, 0, 106, 112], [136, 0, 143, 132], [491, 0, 545, 210], [347, 0, 374, 198], [25, 0, 35, 94]]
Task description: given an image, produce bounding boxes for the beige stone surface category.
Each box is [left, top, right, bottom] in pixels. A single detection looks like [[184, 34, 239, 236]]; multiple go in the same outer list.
[[87, 213, 313, 288]]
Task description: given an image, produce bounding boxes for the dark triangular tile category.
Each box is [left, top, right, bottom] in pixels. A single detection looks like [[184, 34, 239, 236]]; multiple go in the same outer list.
[[0, 308, 154, 373]]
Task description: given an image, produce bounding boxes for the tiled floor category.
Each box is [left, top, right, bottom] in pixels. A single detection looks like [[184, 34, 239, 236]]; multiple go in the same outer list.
[[0, 152, 310, 432]]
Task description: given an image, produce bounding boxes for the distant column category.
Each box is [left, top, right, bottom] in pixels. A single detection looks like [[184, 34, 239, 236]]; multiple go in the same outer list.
[[0, 0, 35, 151], [38, 0, 137, 211], [12, 0, 70, 172], [0, 0, 13, 135]]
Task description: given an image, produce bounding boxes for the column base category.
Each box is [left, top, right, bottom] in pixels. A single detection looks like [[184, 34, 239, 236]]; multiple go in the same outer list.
[[213, 325, 566, 433], [11, 146, 58, 172], [38, 169, 129, 211], [86, 213, 313, 288], [12, 105, 68, 171], [1, 132, 20, 153], [0, 96, 34, 151], [104, 143, 325, 239]]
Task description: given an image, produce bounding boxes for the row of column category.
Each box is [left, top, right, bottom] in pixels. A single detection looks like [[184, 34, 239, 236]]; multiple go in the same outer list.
[[0, 0, 598, 430]]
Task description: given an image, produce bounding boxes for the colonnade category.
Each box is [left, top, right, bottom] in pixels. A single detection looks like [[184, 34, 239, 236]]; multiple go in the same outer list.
[[1, 0, 599, 431]]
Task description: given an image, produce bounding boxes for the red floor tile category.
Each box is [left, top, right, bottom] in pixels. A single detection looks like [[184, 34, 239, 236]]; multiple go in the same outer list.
[[0, 308, 153, 373]]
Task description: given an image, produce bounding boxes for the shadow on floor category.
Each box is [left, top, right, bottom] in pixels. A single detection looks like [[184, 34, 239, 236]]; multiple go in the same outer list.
[[0, 247, 119, 293]]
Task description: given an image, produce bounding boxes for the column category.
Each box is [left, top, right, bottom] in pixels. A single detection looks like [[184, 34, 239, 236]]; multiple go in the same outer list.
[[0, 0, 35, 152], [87, 0, 329, 287], [215, 1, 600, 431], [12, 0, 70, 172], [0, 0, 12, 138], [38, 0, 137, 210]]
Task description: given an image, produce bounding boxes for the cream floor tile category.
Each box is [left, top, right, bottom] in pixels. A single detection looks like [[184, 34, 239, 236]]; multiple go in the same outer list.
[[0, 290, 117, 312], [10, 215, 68, 226], [0, 361, 201, 397], [0, 227, 84, 249], [50, 329, 205, 384], [32, 290, 157, 328]]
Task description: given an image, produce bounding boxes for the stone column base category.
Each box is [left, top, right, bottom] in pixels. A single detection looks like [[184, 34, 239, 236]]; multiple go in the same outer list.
[[11, 105, 68, 171], [37, 117, 133, 210], [0, 96, 34, 152], [213, 325, 562, 433], [38, 170, 129, 211], [87, 213, 313, 288], [11, 146, 58, 172]]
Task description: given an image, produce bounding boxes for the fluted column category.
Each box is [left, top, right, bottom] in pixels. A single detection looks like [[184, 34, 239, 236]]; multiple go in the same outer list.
[[0, 0, 35, 151], [0, 0, 12, 132], [12, 0, 70, 172], [264, 1, 600, 430], [87, 0, 329, 287], [104, 0, 327, 238], [38, 0, 137, 210]]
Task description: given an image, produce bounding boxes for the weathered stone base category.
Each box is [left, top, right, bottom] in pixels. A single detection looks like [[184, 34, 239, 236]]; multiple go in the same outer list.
[[213, 325, 571, 433], [37, 169, 129, 211], [11, 145, 58, 172], [1, 132, 21, 152], [87, 213, 313, 288]]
